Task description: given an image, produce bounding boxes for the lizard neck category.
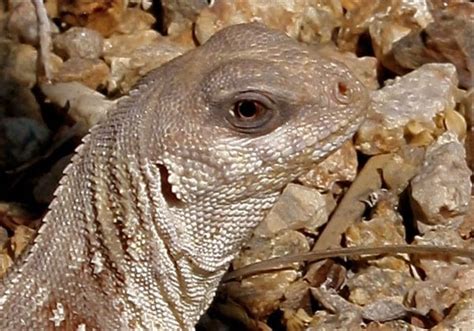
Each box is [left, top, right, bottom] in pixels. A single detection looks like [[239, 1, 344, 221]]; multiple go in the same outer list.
[[101, 157, 280, 328]]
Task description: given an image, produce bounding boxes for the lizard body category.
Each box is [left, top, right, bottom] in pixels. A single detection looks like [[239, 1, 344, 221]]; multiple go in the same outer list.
[[0, 23, 368, 330]]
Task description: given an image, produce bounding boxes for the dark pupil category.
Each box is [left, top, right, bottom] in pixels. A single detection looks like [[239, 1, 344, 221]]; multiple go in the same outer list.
[[236, 100, 259, 118]]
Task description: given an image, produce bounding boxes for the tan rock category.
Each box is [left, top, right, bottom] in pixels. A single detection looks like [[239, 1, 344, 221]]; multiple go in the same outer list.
[[53, 58, 109, 90], [40, 82, 116, 130], [413, 228, 472, 282], [356, 63, 460, 155], [432, 290, 474, 331], [410, 132, 472, 228], [226, 230, 310, 319], [195, 0, 343, 44], [391, 2, 474, 88], [0, 41, 62, 88], [104, 35, 188, 93], [58, 0, 125, 37], [298, 141, 358, 191], [347, 266, 416, 306], [53, 27, 104, 60], [161, 0, 209, 36], [338, 0, 433, 57], [254, 183, 331, 237], [115, 8, 156, 34], [0, 76, 41, 120], [6, 1, 38, 45]]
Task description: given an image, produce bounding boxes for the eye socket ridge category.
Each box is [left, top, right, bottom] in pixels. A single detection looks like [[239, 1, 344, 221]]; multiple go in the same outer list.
[[225, 91, 278, 133]]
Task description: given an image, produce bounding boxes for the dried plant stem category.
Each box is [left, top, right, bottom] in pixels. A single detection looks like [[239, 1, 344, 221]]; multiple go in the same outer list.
[[223, 245, 474, 281], [32, 0, 52, 81], [313, 154, 392, 251]]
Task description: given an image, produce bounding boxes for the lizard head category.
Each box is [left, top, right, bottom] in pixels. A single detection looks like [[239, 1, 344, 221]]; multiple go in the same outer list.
[[146, 23, 369, 204]]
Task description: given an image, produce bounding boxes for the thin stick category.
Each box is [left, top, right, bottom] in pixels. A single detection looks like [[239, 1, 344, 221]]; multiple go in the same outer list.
[[222, 245, 474, 282], [313, 154, 392, 251], [32, 0, 52, 81]]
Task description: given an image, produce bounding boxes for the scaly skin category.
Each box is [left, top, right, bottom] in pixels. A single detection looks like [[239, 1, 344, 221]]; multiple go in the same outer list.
[[0, 23, 369, 330]]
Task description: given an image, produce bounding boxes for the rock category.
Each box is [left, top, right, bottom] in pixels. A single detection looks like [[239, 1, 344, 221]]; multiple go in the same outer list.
[[0, 117, 50, 170], [337, 0, 433, 58], [410, 132, 472, 228], [345, 200, 408, 271], [224, 269, 299, 319], [53, 58, 110, 90], [195, 0, 343, 45], [298, 141, 358, 192], [104, 34, 188, 93], [253, 183, 331, 237], [365, 320, 426, 330], [10, 225, 35, 258], [0, 41, 63, 88], [58, 0, 126, 37], [161, 0, 209, 35], [431, 290, 474, 331], [462, 89, 473, 186], [346, 195, 404, 249], [283, 308, 313, 331], [391, 2, 474, 89], [368, 0, 433, 71], [308, 310, 362, 330], [53, 27, 104, 60], [356, 63, 460, 155], [0, 249, 13, 279], [233, 230, 310, 270], [225, 230, 310, 318], [304, 259, 346, 290], [347, 266, 416, 306], [0, 0, 5, 17], [0, 202, 37, 231], [280, 280, 311, 312], [0, 76, 42, 120], [40, 82, 116, 130], [162, 0, 210, 21], [103, 29, 161, 57], [0, 226, 8, 249], [308, 289, 363, 330], [413, 228, 471, 282], [408, 280, 462, 317], [44, 0, 59, 18], [2, 42, 38, 88], [199, 300, 258, 330], [115, 8, 156, 34], [6, 1, 38, 45], [361, 299, 411, 322], [458, 196, 474, 239], [127, 0, 153, 11]]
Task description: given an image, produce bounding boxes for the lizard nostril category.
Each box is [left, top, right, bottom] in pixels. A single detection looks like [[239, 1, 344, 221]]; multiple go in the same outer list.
[[338, 82, 348, 95], [333, 81, 352, 104]]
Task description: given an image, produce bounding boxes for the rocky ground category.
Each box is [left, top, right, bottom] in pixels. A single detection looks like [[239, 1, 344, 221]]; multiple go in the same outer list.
[[0, 0, 473, 330]]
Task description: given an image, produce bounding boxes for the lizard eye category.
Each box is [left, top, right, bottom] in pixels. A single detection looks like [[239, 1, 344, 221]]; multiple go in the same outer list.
[[233, 100, 265, 120], [226, 92, 275, 133]]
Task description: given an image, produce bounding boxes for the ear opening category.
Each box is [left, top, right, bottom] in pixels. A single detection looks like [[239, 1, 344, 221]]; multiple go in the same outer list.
[[157, 163, 184, 207]]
